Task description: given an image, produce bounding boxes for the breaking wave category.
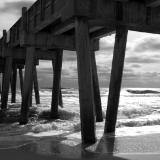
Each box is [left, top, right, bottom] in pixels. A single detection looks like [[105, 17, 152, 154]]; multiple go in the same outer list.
[[126, 89, 160, 94], [1, 88, 160, 136]]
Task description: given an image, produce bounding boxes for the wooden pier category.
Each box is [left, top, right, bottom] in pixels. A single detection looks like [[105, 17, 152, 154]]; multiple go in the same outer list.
[[0, 0, 160, 144]]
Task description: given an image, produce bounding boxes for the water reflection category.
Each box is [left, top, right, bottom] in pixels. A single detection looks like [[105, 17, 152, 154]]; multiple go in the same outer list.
[[19, 136, 82, 157], [17, 133, 126, 159], [6, 131, 160, 159]]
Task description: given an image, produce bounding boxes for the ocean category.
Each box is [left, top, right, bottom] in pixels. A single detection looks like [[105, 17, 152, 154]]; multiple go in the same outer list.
[[2, 88, 160, 138]]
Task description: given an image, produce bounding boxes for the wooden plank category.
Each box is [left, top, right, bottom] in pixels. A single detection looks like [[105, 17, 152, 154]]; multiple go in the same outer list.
[[50, 50, 63, 119], [52, 19, 74, 35], [89, 18, 160, 34], [20, 33, 76, 50], [33, 66, 40, 104], [20, 47, 35, 125], [11, 63, 17, 103], [40, 0, 45, 21], [34, 4, 37, 27], [5, 47, 55, 61], [90, 28, 115, 39], [116, 0, 129, 1], [2, 30, 7, 57], [51, 0, 55, 14], [33, 14, 61, 33], [22, 7, 28, 32], [1, 57, 13, 110], [75, 17, 96, 144], [123, 1, 146, 25], [36, 50, 55, 60], [104, 26, 128, 133], [33, 0, 66, 33], [91, 51, 103, 122], [19, 32, 99, 51], [18, 7, 28, 48], [145, 0, 160, 7], [2, 46, 56, 61]]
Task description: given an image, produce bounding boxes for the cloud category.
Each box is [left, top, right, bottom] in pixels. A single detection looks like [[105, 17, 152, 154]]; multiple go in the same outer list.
[[122, 71, 160, 88], [133, 36, 160, 53], [38, 68, 52, 75], [0, 0, 35, 36], [0, 1, 34, 15], [63, 51, 77, 62], [100, 41, 114, 52], [1, 1, 160, 89], [131, 64, 141, 68], [125, 56, 160, 64]]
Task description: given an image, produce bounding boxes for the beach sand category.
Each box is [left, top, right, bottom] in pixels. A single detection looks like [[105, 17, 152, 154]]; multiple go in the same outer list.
[[0, 131, 160, 160]]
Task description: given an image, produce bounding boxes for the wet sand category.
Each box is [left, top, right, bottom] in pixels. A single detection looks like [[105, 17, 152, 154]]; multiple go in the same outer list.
[[0, 132, 160, 160], [1, 149, 160, 160]]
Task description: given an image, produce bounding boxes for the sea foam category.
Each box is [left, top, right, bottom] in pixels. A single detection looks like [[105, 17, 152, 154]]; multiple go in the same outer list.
[[1, 88, 160, 137]]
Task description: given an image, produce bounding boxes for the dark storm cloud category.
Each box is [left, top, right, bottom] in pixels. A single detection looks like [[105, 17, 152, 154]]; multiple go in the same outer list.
[[63, 51, 76, 62], [123, 72, 137, 80], [61, 69, 77, 78], [125, 56, 160, 64], [143, 72, 160, 78], [123, 71, 160, 81], [123, 67, 135, 73], [100, 43, 114, 52], [134, 37, 160, 53], [37, 68, 53, 75], [0, 1, 34, 14], [131, 64, 141, 68]]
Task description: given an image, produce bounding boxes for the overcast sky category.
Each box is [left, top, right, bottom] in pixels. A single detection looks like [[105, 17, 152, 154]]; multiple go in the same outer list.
[[1, 0, 160, 88]]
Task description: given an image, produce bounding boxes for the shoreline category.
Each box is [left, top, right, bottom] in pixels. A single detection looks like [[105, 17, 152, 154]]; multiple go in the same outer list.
[[0, 130, 160, 159]]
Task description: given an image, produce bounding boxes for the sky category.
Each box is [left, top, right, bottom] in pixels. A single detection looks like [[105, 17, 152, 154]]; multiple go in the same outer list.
[[1, 0, 160, 88]]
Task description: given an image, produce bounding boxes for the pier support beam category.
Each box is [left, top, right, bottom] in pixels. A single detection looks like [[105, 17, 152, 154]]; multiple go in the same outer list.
[[0, 73, 2, 94], [58, 88, 63, 108], [11, 64, 17, 103], [75, 18, 96, 144], [0, 82, 1, 95], [19, 68, 23, 96], [104, 26, 128, 133], [91, 51, 103, 122], [28, 83, 33, 107], [1, 57, 13, 110], [33, 66, 40, 105], [20, 47, 35, 125], [50, 50, 63, 119], [52, 60, 63, 108]]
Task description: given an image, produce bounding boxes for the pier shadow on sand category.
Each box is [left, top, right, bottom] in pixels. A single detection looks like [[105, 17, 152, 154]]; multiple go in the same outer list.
[[0, 132, 127, 160], [1, 131, 160, 160]]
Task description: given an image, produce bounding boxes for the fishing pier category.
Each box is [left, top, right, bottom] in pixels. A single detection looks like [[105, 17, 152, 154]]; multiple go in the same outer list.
[[0, 0, 160, 144]]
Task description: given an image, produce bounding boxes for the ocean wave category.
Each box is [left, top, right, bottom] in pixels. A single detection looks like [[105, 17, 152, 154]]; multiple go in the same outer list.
[[2, 88, 160, 137], [39, 108, 79, 121], [117, 114, 160, 128], [118, 107, 153, 118], [126, 89, 160, 94]]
